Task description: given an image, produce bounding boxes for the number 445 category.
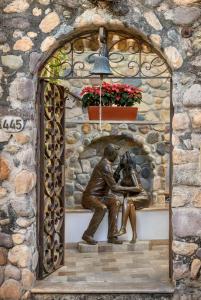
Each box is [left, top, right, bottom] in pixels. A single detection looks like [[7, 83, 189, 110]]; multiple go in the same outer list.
[[0, 116, 24, 133]]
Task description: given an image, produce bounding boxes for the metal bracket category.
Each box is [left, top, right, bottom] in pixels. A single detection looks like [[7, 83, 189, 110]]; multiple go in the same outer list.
[[98, 27, 108, 57]]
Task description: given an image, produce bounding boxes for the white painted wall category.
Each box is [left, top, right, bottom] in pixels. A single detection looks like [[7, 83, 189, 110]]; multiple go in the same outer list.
[[65, 210, 169, 243]]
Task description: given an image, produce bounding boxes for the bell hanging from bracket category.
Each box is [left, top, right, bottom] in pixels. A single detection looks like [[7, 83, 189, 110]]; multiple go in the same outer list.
[[90, 27, 113, 76], [90, 55, 112, 76]]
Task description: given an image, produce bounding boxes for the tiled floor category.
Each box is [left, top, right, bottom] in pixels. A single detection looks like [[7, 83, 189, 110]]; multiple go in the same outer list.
[[32, 242, 173, 294]]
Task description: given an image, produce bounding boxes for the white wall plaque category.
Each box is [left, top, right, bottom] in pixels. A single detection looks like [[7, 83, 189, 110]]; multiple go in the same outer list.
[[0, 116, 25, 133]]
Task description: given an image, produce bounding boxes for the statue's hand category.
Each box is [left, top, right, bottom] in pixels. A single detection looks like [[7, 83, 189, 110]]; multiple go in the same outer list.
[[130, 186, 142, 193], [122, 186, 141, 193]]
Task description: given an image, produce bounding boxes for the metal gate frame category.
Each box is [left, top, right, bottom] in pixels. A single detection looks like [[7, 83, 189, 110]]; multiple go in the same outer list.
[[37, 79, 65, 279]]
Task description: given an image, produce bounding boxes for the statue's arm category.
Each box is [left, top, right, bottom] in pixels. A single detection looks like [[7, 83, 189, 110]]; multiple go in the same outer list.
[[103, 165, 141, 193], [130, 170, 143, 190], [113, 165, 121, 182]]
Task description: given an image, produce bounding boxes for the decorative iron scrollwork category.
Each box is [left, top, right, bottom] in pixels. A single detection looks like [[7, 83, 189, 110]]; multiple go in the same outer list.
[[38, 81, 65, 278], [40, 30, 171, 80]]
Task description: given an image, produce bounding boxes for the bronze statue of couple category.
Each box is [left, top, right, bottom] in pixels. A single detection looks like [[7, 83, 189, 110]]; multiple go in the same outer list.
[[82, 144, 148, 245]]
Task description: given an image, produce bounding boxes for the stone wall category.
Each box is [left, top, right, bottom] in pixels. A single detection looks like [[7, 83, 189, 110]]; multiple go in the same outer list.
[[65, 121, 170, 208], [63, 77, 170, 123], [63, 75, 170, 209], [0, 0, 201, 299]]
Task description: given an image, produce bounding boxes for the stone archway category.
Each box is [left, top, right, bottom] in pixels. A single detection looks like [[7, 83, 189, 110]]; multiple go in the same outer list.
[[37, 26, 173, 280]]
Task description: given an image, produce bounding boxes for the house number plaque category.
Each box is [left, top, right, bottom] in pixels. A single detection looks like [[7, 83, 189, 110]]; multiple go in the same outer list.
[[0, 116, 25, 133]]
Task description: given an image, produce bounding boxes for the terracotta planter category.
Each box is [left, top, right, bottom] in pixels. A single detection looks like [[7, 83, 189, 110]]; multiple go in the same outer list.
[[88, 106, 138, 121]]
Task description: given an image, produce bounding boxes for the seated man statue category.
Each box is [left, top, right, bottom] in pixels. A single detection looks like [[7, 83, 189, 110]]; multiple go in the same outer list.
[[81, 144, 140, 245]]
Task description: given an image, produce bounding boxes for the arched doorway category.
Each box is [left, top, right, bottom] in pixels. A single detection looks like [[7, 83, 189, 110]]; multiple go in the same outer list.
[[37, 27, 172, 281]]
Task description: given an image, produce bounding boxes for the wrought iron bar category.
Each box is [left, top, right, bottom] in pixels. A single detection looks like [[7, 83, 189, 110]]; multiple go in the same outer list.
[[40, 30, 171, 80]]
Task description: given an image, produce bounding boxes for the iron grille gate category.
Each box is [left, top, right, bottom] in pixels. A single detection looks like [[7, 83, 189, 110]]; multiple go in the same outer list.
[[37, 80, 65, 279]]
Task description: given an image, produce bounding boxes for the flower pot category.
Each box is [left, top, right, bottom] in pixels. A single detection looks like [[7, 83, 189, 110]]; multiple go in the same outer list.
[[88, 106, 138, 121]]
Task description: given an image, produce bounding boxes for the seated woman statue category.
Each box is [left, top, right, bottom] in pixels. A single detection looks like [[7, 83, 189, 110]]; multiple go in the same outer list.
[[114, 151, 149, 243]]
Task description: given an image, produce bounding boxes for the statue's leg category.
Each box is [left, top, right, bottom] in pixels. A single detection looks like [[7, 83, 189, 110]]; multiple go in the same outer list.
[[118, 199, 130, 236], [103, 196, 121, 240], [82, 196, 107, 244], [129, 201, 137, 243]]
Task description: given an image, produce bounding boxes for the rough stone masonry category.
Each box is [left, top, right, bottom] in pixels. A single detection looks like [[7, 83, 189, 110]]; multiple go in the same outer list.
[[0, 0, 201, 299]]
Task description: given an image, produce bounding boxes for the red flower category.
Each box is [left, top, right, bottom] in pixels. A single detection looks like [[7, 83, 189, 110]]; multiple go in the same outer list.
[[81, 81, 143, 107]]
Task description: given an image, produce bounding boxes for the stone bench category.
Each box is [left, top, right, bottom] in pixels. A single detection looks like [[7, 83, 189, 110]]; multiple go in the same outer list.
[[65, 206, 169, 244]]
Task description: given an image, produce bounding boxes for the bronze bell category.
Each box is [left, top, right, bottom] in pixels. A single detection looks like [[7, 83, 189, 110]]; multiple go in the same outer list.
[[90, 55, 113, 76]]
